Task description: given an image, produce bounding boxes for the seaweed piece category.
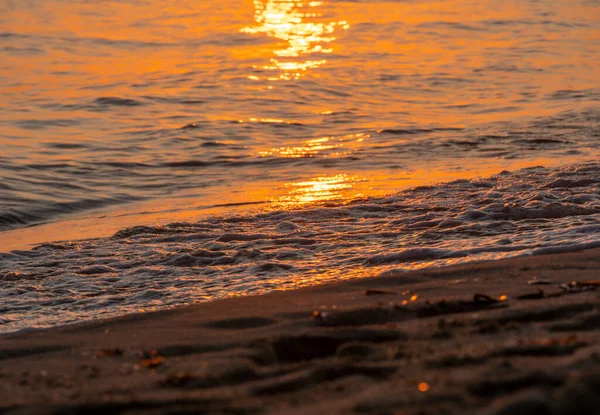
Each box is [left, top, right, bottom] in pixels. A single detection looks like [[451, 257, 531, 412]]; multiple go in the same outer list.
[[516, 290, 545, 300], [366, 289, 397, 296], [528, 277, 553, 285], [140, 350, 165, 368]]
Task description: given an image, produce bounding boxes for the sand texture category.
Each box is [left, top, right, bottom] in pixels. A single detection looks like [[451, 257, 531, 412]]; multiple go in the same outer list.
[[1, 249, 600, 415]]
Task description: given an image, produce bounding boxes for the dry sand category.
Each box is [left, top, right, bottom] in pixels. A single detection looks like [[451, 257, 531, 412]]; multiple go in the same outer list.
[[1, 248, 600, 415]]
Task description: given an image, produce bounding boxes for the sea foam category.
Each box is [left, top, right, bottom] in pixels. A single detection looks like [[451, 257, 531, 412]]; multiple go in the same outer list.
[[1, 162, 599, 333]]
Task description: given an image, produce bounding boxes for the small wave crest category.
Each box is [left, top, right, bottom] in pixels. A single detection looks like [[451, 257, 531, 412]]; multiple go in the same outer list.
[[92, 97, 145, 107], [1, 162, 599, 333], [0, 196, 143, 231]]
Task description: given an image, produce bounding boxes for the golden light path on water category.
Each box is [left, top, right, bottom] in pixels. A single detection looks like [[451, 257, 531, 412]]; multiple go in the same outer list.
[[258, 133, 368, 158], [241, 1, 359, 206], [257, 132, 369, 205], [1, 0, 598, 255], [242, 0, 349, 80], [280, 173, 363, 204]]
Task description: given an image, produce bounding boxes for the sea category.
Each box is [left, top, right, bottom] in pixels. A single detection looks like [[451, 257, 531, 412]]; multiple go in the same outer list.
[[0, 0, 599, 333]]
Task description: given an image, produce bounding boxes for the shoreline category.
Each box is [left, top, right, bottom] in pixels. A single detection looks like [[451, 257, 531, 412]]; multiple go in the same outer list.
[[1, 159, 599, 334], [2, 248, 600, 414], [2, 242, 600, 338], [3, 155, 595, 253], [3, 1, 599, 413]]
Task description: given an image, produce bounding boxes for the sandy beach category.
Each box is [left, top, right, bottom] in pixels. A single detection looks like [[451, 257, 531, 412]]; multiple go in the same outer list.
[[2, 0, 599, 413], [1, 248, 599, 414]]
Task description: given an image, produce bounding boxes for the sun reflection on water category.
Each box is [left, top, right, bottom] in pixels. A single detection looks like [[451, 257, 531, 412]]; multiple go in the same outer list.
[[241, 0, 349, 79], [258, 133, 368, 158], [278, 174, 362, 205]]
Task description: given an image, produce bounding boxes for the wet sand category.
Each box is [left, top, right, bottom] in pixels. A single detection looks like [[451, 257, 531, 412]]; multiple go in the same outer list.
[[1, 248, 600, 415]]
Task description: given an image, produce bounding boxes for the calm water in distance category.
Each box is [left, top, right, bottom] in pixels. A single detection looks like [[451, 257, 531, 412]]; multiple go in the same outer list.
[[1, 0, 598, 248]]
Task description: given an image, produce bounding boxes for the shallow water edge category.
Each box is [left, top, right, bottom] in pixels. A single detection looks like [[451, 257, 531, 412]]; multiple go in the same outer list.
[[1, 160, 599, 333]]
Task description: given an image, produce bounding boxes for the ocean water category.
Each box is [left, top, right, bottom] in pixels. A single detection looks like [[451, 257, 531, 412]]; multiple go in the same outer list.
[[0, 0, 599, 332]]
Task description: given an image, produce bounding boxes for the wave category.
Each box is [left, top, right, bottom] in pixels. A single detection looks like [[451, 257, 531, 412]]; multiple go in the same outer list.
[[0, 162, 598, 333], [92, 97, 145, 107], [0, 196, 143, 231]]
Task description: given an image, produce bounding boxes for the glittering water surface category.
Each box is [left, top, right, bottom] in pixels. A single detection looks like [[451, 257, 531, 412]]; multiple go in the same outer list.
[[1, 163, 599, 332], [1, 0, 599, 235], [0, 0, 599, 331]]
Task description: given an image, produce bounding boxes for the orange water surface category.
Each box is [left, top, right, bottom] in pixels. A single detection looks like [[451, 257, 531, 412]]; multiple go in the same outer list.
[[0, 0, 598, 249]]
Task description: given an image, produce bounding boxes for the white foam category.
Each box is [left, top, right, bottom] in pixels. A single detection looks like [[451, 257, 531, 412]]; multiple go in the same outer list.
[[1, 162, 599, 333]]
